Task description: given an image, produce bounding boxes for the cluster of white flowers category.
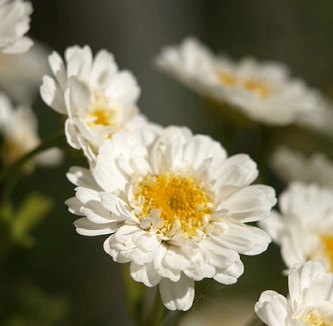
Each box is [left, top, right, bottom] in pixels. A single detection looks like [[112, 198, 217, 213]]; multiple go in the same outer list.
[[3, 4, 333, 320]]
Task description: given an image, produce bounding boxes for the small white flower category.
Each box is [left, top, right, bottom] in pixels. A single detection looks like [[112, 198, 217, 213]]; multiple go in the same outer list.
[[0, 42, 49, 104], [156, 37, 324, 126], [66, 126, 276, 311], [255, 261, 333, 326], [0, 92, 62, 169], [40, 45, 147, 161], [270, 146, 333, 188], [0, 0, 33, 54], [260, 182, 333, 272]]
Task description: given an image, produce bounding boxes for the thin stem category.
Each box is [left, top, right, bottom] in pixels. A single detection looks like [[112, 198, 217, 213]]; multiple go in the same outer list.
[[0, 132, 66, 184], [0, 133, 66, 204]]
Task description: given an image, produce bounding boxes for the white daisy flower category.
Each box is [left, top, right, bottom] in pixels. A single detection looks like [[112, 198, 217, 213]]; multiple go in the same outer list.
[[260, 182, 333, 272], [156, 37, 323, 126], [66, 126, 276, 311], [0, 92, 62, 169], [270, 146, 333, 188], [255, 261, 333, 326], [40, 45, 146, 161], [0, 42, 49, 104], [0, 0, 33, 54]]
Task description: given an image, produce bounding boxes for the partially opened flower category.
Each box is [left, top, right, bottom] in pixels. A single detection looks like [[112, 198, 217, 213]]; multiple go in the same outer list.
[[156, 37, 323, 126], [255, 261, 333, 326], [270, 146, 333, 188], [40, 45, 147, 161], [0, 42, 49, 104], [0, 92, 62, 170], [0, 0, 33, 54], [66, 126, 276, 311], [260, 182, 333, 272]]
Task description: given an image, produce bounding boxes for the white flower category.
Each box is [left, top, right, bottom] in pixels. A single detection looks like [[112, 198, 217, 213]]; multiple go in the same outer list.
[[66, 126, 276, 311], [255, 261, 333, 326], [156, 37, 324, 126], [260, 182, 333, 272], [40, 45, 147, 161], [0, 42, 49, 104], [0, 92, 62, 169], [0, 0, 33, 54], [270, 146, 333, 188]]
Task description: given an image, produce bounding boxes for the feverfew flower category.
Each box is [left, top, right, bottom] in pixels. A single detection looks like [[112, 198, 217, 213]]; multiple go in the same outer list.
[[260, 182, 333, 271], [0, 92, 62, 169], [156, 37, 323, 125], [40, 45, 146, 161], [0, 0, 33, 54], [270, 146, 333, 188], [66, 126, 276, 311], [255, 261, 333, 326], [0, 42, 49, 104]]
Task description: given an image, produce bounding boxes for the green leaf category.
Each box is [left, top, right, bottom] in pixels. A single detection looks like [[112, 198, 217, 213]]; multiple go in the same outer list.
[[11, 193, 53, 247]]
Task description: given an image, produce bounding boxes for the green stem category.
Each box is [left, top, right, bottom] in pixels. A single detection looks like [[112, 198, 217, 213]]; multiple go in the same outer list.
[[0, 132, 66, 184], [0, 133, 66, 204]]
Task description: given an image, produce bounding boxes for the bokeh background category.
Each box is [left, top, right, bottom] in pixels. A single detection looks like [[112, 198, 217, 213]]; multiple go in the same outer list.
[[5, 1, 333, 325]]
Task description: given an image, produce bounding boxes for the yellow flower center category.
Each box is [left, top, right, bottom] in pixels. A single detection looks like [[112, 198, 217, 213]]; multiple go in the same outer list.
[[304, 311, 333, 326], [134, 172, 213, 237], [321, 235, 333, 272], [217, 71, 270, 98], [87, 92, 116, 128]]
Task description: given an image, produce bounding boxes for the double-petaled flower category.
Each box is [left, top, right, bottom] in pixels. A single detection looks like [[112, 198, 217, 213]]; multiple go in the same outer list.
[[66, 126, 276, 310]]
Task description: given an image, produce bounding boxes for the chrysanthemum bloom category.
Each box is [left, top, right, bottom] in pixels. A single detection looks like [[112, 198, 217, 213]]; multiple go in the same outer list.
[[255, 261, 333, 326], [40, 45, 147, 161], [0, 92, 62, 169], [155, 37, 323, 126], [66, 126, 276, 311], [270, 147, 333, 188], [260, 182, 333, 272], [0, 0, 33, 54], [0, 42, 49, 104]]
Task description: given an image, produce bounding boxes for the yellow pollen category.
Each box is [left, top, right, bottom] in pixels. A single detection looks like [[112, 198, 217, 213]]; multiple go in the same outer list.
[[321, 235, 333, 272], [217, 71, 270, 98], [134, 172, 212, 236], [87, 92, 116, 128], [304, 311, 333, 326]]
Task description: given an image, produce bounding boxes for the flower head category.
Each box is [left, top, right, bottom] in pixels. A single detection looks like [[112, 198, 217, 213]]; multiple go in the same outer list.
[[66, 126, 276, 310], [0, 92, 62, 170], [260, 182, 333, 272], [270, 147, 333, 188], [255, 261, 333, 326], [156, 37, 324, 126], [40, 45, 147, 161], [0, 0, 33, 54]]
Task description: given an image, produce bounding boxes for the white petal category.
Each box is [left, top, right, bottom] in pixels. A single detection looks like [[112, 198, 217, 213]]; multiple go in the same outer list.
[[130, 261, 162, 287], [74, 217, 118, 236], [220, 185, 277, 222], [255, 290, 289, 326], [105, 70, 140, 105], [214, 260, 244, 284], [159, 274, 195, 311], [213, 154, 258, 190], [40, 75, 67, 114]]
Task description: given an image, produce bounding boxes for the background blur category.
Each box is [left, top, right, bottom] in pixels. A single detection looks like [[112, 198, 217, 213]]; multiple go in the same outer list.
[[7, 1, 333, 325]]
